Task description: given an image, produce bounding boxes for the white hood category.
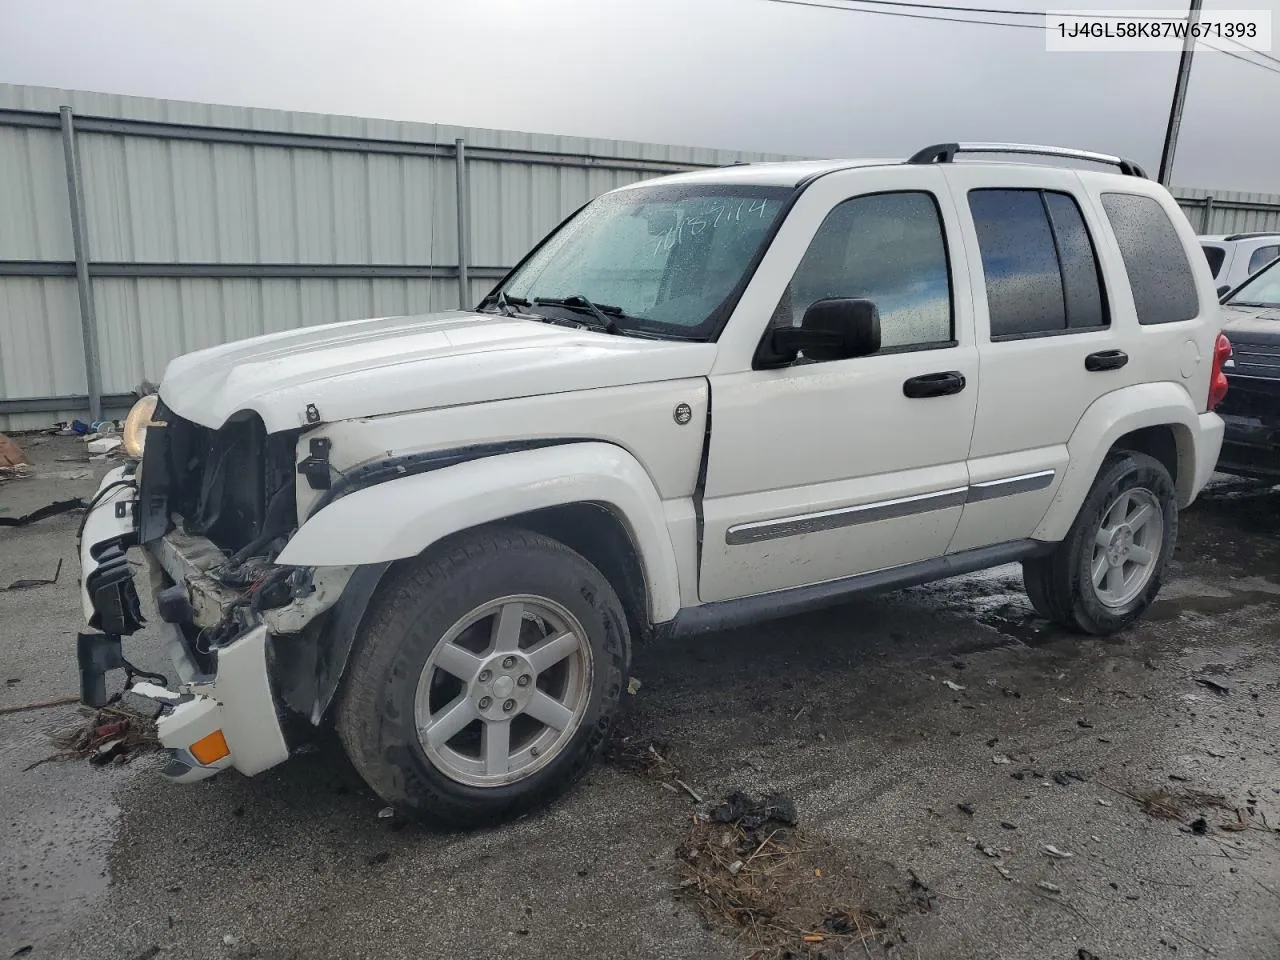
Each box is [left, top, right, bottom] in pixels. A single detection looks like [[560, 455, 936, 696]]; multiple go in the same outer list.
[[159, 311, 718, 432]]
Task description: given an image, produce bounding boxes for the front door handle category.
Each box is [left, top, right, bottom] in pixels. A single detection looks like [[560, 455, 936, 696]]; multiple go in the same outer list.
[[903, 371, 967, 399], [1085, 349, 1129, 372]]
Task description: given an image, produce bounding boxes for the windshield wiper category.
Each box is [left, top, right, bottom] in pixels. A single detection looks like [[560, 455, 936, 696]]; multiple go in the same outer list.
[[530, 295, 623, 334], [477, 289, 534, 317]]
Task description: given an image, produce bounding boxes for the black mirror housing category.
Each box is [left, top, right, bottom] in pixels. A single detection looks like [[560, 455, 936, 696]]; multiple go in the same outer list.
[[765, 298, 882, 366]]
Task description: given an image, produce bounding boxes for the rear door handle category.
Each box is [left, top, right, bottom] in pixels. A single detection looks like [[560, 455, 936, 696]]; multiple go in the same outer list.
[[1085, 349, 1129, 372], [903, 371, 966, 399]]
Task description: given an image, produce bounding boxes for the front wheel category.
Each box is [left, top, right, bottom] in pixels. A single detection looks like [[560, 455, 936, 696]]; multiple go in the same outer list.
[[335, 527, 630, 827], [1023, 451, 1177, 636]]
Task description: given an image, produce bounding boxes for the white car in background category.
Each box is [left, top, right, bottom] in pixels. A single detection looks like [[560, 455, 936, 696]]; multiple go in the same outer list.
[[1200, 233, 1280, 297]]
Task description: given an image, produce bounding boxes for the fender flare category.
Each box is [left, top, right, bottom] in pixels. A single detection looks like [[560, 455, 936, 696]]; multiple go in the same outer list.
[[1033, 382, 1201, 542], [275, 441, 682, 623]]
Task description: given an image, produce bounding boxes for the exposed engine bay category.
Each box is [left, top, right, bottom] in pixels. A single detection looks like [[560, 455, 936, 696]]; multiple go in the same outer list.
[[135, 401, 368, 718]]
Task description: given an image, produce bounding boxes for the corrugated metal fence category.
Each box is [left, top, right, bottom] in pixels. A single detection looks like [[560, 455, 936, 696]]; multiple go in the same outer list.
[[0, 84, 790, 430], [1, 83, 1278, 430], [1169, 186, 1280, 235]]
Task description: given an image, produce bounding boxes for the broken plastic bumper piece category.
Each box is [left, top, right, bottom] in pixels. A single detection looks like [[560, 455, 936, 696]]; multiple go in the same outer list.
[[132, 624, 290, 784]]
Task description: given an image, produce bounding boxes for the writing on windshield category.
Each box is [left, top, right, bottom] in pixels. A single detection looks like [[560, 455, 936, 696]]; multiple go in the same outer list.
[[499, 184, 792, 339], [651, 199, 774, 258]]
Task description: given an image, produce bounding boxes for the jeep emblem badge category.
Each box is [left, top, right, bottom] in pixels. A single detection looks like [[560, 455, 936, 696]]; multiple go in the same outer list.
[[673, 402, 692, 426]]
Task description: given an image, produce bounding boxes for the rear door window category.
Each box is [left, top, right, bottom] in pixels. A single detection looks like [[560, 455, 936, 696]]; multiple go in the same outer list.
[[968, 189, 1108, 339], [1100, 193, 1199, 325]]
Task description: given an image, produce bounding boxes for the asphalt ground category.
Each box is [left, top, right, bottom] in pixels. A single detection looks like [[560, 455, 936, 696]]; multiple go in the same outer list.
[[2, 434, 1278, 960]]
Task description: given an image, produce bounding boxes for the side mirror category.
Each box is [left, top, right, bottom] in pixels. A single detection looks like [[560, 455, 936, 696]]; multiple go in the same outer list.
[[1217, 284, 1231, 300], [771, 298, 882, 363]]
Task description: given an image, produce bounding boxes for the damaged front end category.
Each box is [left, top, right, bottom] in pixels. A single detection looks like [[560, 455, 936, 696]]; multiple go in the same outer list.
[[76, 401, 381, 782]]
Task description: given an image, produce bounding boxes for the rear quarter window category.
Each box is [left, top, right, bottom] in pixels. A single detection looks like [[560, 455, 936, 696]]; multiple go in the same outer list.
[[1100, 193, 1199, 325], [1201, 244, 1226, 278]]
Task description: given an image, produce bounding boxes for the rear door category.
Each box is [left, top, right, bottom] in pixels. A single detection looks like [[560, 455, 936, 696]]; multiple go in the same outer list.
[[942, 166, 1136, 552], [946, 167, 1208, 553]]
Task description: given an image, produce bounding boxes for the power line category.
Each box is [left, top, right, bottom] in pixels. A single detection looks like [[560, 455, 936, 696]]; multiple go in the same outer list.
[[812, 0, 1206, 21], [1200, 39, 1280, 75], [764, 0, 1280, 77], [1213, 33, 1280, 70], [766, 0, 1043, 29]]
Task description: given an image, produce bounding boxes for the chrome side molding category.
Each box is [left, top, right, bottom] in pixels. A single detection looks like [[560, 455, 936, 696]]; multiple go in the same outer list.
[[725, 470, 1056, 545]]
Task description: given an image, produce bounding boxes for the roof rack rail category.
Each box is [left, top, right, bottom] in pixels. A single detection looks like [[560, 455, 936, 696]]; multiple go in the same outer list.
[[908, 142, 1148, 179], [1224, 231, 1280, 242]]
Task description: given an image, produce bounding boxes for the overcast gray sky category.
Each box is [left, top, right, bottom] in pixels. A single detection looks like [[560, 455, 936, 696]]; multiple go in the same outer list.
[[2, 0, 1278, 192]]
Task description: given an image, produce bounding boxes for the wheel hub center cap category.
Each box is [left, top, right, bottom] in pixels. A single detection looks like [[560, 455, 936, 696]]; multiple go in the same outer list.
[[474, 654, 534, 719], [1107, 525, 1134, 566]]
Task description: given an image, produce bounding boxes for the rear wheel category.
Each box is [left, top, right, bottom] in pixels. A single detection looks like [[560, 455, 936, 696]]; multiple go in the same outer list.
[[335, 527, 630, 827], [1022, 451, 1177, 636]]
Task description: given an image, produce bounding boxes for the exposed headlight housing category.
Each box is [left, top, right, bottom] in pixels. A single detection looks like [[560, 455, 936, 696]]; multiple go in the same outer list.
[[121, 394, 160, 459]]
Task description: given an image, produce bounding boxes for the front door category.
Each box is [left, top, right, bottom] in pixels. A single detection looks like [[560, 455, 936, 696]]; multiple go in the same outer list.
[[698, 166, 980, 603]]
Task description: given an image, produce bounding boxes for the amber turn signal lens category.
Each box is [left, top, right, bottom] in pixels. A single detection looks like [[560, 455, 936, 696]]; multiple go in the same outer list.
[[121, 394, 159, 459], [189, 729, 230, 766]]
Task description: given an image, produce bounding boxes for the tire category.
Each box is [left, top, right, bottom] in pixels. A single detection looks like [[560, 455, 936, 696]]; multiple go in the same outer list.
[[335, 526, 630, 827], [1022, 451, 1177, 636]]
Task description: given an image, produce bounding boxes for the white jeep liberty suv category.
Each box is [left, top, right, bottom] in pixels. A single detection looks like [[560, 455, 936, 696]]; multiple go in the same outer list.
[[77, 142, 1229, 826]]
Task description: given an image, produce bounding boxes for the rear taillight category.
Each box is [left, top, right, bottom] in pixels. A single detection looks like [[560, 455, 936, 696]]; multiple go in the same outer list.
[[1208, 333, 1232, 412]]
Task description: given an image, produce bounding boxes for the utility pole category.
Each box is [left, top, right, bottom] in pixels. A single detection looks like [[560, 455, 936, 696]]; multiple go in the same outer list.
[[1157, 0, 1203, 186]]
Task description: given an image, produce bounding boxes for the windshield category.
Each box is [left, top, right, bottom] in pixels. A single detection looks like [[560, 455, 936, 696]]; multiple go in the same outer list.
[[493, 183, 793, 339], [1227, 256, 1280, 307]]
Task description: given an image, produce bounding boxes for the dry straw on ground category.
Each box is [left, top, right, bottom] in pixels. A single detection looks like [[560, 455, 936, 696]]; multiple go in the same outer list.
[[676, 819, 884, 957]]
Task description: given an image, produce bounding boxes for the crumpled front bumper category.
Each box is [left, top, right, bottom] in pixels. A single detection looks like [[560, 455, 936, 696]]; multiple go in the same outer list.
[[77, 468, 290, 782], [134, 623, 290, 782]]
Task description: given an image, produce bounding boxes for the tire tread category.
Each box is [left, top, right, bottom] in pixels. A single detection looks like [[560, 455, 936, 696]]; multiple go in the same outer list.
[[335, 526, 629, 826], [1021, 451, 1176, 637]]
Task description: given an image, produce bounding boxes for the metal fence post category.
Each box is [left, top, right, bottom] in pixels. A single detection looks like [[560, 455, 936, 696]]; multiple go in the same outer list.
[[1202, 195, 1215, 233], [59, 106, 103, 422], [454, 138, 471, 309]]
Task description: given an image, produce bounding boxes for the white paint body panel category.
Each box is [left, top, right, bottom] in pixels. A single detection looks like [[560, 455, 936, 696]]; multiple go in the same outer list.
[[299, 378, 708, 518], [277, 443, 684, 622], [158, 310, 717, 432], [1035, 384, 1220, 541]]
